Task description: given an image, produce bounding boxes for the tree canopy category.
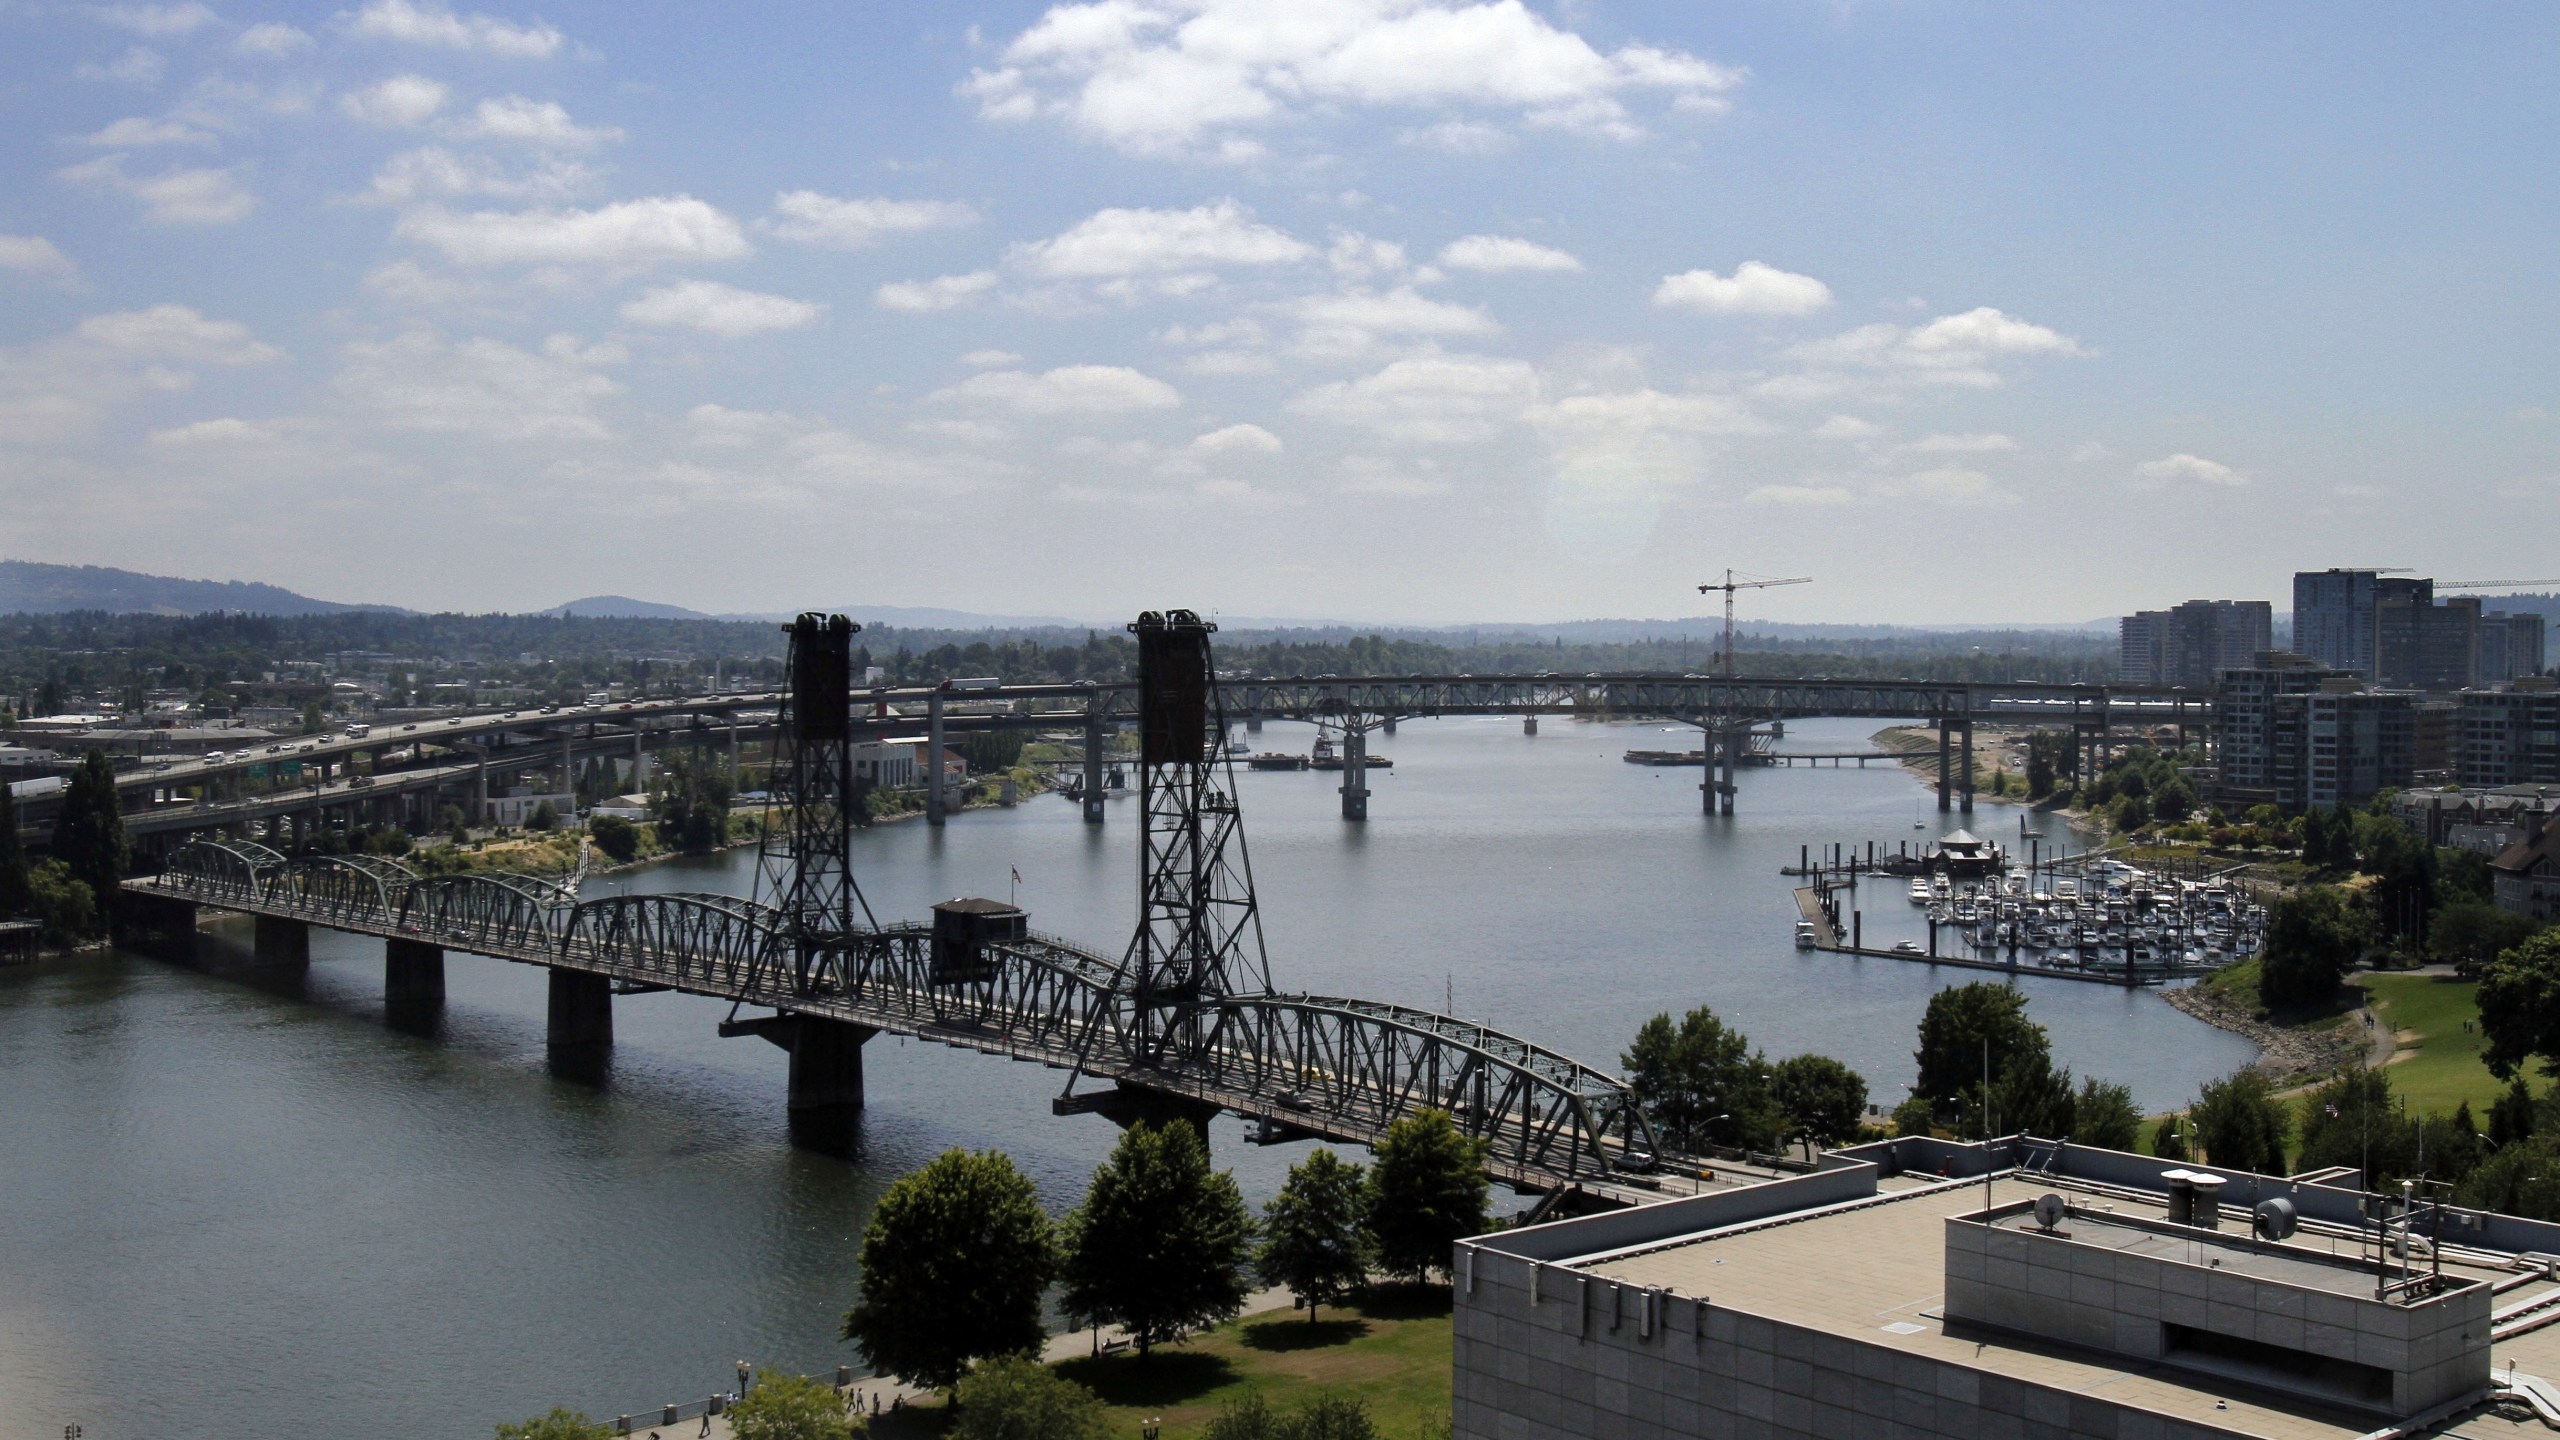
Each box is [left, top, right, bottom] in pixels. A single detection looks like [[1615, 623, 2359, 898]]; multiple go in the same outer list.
[[2256, 887, 2369, 1011], [1913, 983, 2051, 1114], [1621, 1005, 1780, 1151], [1768, 1054, 1870, 1148], [1061, 1121, 1257, 1357], [0, 783, 29, 918], [1256, 1148, 1371, 1324], [950, 1358, 1108, 1440], [728, 1370, 860, 1440], [50, 748, 127, 925], [841, 1148, 1057, 1392], [2189, 1069, 2289, 1174], [493, 1410, 613, 1440], [2479, 931, 2560, 1081], [1363, 1109, 1489, 1284]]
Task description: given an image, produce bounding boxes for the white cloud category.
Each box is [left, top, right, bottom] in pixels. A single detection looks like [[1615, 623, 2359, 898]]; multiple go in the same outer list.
[[1438, 235, 1580, 274], [1745, 484, 1854, 507], [876, 271, 1000, 313], [148, 416, 289, 445], [345, 0, 564, 58], [82, 115, 216, 146], [1886, 465, 2017, 507], [1290, 287, 1498, 354], [959, 349, 1022, 367], [686, 402, 791, 445], [1812, 414, 1877, 439], [363, 146, 593, 205], [235, 22, 315, 56], [1009, 199, 1310, 277], [336, 329, 620, 441], [1289, 352, 1538, 444], [59, 156, 257, 224], [446, 96, 623, 149], [1654, 261, 1832, 316], [1338, 454, 1452, 496], [394, 196, 750, 268], [0, 236, 79, 282], [1190, 422, 1281, 456], [764, 191, 977, 249], [1527, 388, 1762, 438], [968, 0, 1743, 157], [90, 3, 215, 37], [77, 46, 168, 85], [1327, 231, 1408, 281], [1779, 306, 2085, 392], [340, 74, 451, 128], [79, 304, 282, 364], [2134, 452, 2246, 487], [931, 364, 1182, 416], [1905, 432, 2017, 454], [619, 280, 823, 338], [1399, 119, 1510, 154]]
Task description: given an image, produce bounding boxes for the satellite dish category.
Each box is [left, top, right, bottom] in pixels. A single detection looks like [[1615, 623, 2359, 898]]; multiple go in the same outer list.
[[2255, 1197, 2299, 1242], [2033, 1192, 2067, 1229]]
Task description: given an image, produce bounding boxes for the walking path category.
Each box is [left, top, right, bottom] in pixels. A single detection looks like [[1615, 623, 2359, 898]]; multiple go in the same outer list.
[[589, 1287, 1300, 1439]]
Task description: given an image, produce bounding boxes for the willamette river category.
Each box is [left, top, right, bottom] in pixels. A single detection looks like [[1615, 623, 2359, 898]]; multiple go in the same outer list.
[[0, 716, 2253, 1438]]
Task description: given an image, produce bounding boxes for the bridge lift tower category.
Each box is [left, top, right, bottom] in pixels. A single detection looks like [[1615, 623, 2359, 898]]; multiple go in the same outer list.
[[1695, 570, 1811, 814]]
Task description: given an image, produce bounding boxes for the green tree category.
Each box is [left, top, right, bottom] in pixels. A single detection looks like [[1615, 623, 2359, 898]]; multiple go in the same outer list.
[[2459, 1134, 2560, 1222], [2190, 1068, 2289, 1173], [1257, 1148, 1370, 1324], [1621, 1005, 1777, 1151], [493, 1409, 613, 1440], [2150, 1114, 2189, 1161], [842, 1148, 1057, 1392], [526, 800, 559, 832], [2490, 1076, 2537, 1151], [1912, 983, 2052, 1117], [0, 783, 30, 917], [1061, 1121, 1257, 1357], [2431, 903, 2540, 969], [2478, 930, 2560, 1080], [2258, 887, 2368, 1011], [950, 1358, 1106, 1440], [51, 749, 128, 921], [1889, 1094, 1937, 1138], [1363, 1109, 1490, 1284], [649, 751, 737, 853], [588, 813, 640, 863], [25, 858, 96, 943], [1768, 1054, 1869, 1149], [728, 1370, 859, 1440], [2069, 1078, 2143, 1151], [300, 699, 326, 735]]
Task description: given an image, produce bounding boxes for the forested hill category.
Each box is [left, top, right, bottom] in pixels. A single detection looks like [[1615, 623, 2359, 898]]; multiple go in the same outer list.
[[0, 561, 401, 617]]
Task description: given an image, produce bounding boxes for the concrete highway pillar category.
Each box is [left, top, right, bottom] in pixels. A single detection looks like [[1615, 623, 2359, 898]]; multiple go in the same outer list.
[[1959, 718, 1975, 813], [727, 719, 739, 777], [926, 690, 947, 826], [385, 937, 445, 1003], [1937, 721, 1953, 813], [473, 760, 488, 826], [787, 1016, 875, 1111], [254, 914, 310, 966], [1339, 722, 1369, 821], [1245, 713, 1262, 734], [1382, 716, 1397, 735], [561, 730, 574, 807], [1523, 714, 1538, 736], [1722, 725, 1740, 815], [1081, 706, 1107, 823], [546, 969, 613, 1053]]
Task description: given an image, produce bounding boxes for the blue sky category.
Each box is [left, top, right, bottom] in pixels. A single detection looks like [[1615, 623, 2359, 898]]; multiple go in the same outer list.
[[1, 1, 2553, 622]]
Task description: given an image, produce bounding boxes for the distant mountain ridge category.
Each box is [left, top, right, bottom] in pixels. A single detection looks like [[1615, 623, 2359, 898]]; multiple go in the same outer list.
[[0, 561, 406, 617]]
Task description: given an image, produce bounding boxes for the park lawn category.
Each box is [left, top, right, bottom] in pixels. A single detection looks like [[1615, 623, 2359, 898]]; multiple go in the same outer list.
[[2357, 972, 2532, 1118], [874, 1289, 1454, 1440]]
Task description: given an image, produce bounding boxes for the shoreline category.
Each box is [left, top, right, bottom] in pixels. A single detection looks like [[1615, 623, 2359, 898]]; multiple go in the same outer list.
[[2157, 978, 2356, 1085]]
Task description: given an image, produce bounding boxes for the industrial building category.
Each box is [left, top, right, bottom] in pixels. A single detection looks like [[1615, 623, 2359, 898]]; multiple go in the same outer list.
[[1454, 1136, 2560, 1440]]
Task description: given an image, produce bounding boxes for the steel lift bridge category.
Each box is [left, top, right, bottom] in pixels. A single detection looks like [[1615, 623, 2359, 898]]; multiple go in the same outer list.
[[122, 611, 1662, 1196]]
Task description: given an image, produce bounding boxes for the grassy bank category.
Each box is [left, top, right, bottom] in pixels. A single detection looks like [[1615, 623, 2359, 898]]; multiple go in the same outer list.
[[876, 1290, 1453, 1439], [2360, 972, 2537, 1116]]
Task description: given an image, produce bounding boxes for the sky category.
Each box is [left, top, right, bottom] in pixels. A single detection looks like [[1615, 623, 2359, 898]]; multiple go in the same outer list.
[[0, 1, 2554, 624]]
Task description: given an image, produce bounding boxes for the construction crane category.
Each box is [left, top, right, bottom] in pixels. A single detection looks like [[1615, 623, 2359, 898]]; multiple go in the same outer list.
[[1697, 570, 1812, 678], [2439, 578, 2560, 590]]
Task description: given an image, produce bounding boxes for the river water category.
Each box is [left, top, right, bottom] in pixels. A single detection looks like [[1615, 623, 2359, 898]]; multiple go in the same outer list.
[[0, 716, 2253, 1439]]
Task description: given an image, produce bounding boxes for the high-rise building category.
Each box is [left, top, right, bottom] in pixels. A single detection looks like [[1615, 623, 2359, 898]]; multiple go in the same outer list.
[[2214, 652, 2342, 803], [2461, 679, 2560, 787], [2292, 569, 2432, 678], [2479, 612, 2551, 683], [2118, 599, 2272, 687], [2378, 592, 2480, 690], [2214, 654, 2416, 809]]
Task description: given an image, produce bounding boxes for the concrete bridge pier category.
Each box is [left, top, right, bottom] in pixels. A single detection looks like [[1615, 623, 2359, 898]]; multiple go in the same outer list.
[[112, 893, 196, 962], [1937, 721, 1953, 813], [1245, 714, 1262, 734], [1081, 708, 1107, 823], [1959, 718, 1976, 814], [1381, 716, 1397, 735], [1339, 723, 1369, 821], [385, 937, 445, 1004], [546, 969, 613, 1053], [1523, 715, 1537, 736], [786, 1016, 875, 1113], [926, 690, 947, 827], [255, 914, 310, 966]]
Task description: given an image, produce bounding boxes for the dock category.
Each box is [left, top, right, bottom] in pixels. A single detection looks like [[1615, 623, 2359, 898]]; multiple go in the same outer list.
[[1791, 886, 2156, 988]]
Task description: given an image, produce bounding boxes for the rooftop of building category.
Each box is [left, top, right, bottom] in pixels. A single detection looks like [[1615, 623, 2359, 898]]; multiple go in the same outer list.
[[1467, 1137, 2560, 1438]]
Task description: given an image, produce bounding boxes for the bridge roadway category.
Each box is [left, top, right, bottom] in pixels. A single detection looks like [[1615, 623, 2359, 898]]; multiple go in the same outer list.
[[121, 843, 1660, 1197]]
